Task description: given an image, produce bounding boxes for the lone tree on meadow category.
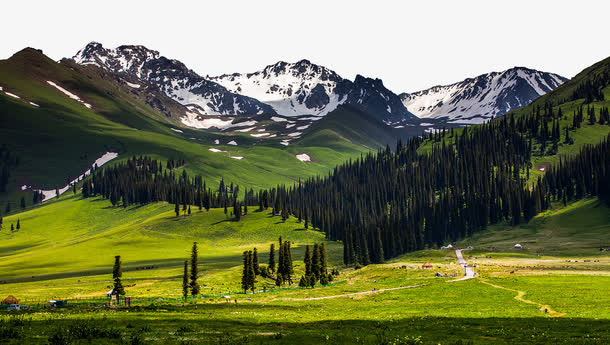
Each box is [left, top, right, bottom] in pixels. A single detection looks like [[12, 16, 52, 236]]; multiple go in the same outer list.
[[182, 260, 189, 301], [112, 255, 125, 296], [190, 242, 200, 296], [16, 219, 20, 230]]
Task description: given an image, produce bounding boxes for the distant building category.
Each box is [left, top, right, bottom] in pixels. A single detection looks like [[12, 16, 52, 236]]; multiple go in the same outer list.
[[1, 295, 18, 305], [422, 262, 433, 269]]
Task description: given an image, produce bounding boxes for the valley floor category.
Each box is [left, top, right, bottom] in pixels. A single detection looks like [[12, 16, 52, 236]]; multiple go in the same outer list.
[[0, 196, 609, 344]]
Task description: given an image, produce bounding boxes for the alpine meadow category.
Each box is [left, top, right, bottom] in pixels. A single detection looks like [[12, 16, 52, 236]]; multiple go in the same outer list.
[[1, 2, 609, 344]]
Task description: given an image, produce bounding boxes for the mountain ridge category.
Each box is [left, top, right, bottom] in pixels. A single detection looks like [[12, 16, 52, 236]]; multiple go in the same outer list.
[[72, 42, 416, 123], [400, 66, 567, 124]]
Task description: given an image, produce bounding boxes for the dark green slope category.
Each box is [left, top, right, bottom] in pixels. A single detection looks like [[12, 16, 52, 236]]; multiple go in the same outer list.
[[296, 105, 417, 151]]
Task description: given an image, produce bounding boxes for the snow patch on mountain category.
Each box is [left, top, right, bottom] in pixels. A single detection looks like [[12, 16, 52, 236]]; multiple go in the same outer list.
[[73, 42, 274, 116], [296, 153, 311, 162], [401, 67, 566, 124], [210, 60, 415, 121], [47, 81, 92, 108]]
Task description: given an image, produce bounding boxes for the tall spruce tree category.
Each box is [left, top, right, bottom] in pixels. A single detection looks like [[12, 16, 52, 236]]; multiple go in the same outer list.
[[241, 251, 250, 292], [253, 247, 260, 275], [320, 243, 328, 275], [304, 245, 312, 276], [268, 244, 276, 273], [190, 242, 200, 296], [182, 260, 189, 301], [112, 255, 125, 296], [311, 243, 320, 280]]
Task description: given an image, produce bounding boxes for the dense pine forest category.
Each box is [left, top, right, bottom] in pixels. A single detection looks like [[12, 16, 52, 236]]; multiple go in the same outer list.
[[82, 156, 260, 216], [269, 111, 610, 265]]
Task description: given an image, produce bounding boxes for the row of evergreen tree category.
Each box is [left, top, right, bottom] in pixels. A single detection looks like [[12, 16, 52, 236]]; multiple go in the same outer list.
[[240, 240, 334, 292], [81, 156, 258, 213]]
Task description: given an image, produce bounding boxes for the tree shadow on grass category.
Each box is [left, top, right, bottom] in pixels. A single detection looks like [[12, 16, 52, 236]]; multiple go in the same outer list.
[[14, 316, 610, 345]]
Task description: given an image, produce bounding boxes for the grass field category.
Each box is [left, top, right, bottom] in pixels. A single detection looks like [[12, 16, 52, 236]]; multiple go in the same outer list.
[[0, 193, 608, 344]]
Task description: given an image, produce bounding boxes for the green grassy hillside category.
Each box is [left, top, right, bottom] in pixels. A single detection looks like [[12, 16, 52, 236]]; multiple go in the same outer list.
[[458, 198, 610, 255], [0, 192, 340, 286], [0, 49, 401, 212]]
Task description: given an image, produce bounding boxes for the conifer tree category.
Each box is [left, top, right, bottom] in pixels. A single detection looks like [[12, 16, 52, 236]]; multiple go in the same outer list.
[[285, 241, 293, 284], [175, 202, 180, 217], [182, 260, 189, 301], [311, 243, 320, 280], [20, 197, 25, 210], [277, 242, 284, 278], [304, 245, 312, 276], [241, 251, 256, 292], [16, 219, 20, 230], [320, 243, 328, 275], [190, 242, 200, 296], [253, 247, 260, 275], [112, 255, 125, 296], [268, 244, 276, 273], [241, 251, 250, 292], [247, 251, 255, 292], [298, 275, 307, 288]]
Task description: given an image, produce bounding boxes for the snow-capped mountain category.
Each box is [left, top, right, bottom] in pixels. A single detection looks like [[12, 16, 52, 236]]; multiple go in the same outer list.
[[73, 42, 275, 116], [400, 67, 567, 124], [73, 43, 414, 122], [210, 60, 416, 121]]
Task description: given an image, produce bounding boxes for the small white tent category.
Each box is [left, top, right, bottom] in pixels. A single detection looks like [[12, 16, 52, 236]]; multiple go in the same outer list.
[[514, 243, 523, 249], [105, 289, 114, 297]]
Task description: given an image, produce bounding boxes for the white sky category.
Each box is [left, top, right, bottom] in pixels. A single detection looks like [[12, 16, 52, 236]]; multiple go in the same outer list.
[[2, 0, 609, 93]]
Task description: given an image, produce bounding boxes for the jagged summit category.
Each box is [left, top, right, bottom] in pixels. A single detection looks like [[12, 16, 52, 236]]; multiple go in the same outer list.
[[72, 42, 274, 116], [72, 43, 416, 122], [210, 60, 415, 120], [401, 67, 567, 124]]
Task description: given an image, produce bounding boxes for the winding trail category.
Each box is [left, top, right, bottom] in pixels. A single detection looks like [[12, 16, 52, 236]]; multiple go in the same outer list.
[[480, 279, 566, 317], [286, 284, 426, 301]]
